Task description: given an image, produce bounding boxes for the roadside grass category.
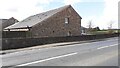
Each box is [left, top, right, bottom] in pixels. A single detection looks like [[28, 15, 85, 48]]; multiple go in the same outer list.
[[88, 30, 119, 35]]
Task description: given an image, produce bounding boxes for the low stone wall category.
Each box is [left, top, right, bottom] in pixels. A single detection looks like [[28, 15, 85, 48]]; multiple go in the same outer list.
[[2, 33, 119, 50], [2, 31, 28, 38]]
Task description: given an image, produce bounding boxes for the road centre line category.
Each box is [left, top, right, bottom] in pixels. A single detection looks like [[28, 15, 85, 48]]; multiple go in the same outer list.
[[97, 44, 118, 50], [16, 52, 78, 66]]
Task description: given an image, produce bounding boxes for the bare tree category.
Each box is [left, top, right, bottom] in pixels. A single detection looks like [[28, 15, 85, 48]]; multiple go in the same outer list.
[[87, 20, 94, 34], [88, 20, 93, 29], [108, 21, 114, 29], [108, 21, 114, 33]]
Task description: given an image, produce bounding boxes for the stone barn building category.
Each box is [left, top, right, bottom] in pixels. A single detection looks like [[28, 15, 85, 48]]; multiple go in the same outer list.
[[0, 17, 19, 30], [4, 5, 82, 38]]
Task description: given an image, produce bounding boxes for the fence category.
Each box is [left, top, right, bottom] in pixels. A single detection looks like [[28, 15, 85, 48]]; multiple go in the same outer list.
[[2, 33, 119, 50]]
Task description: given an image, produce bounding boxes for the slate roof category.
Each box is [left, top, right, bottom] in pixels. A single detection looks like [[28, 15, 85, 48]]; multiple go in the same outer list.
[[0, 19, 8, 24], [81, 26, 87, 30], [0, 17, 18, 29], [5, 5, 75, 30]]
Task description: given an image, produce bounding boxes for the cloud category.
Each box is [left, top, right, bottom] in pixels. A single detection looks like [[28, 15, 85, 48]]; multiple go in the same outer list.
[[63, 0, 81, 5], [63, 0, 104, 5], [98, 0, 119, 29], [103, 0, 118, 22], [0, 0, 53, 20], [7, 8, 18, 12], [82, 0, 119, 29]]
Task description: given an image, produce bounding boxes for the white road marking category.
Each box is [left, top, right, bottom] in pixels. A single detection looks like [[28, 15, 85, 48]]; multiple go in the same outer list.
[[97, 44, 118, 50], [17, 52, 77, 66]]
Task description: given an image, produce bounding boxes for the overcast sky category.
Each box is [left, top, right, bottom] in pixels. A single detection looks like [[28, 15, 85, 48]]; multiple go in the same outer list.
[[0, 0, 119, 29]]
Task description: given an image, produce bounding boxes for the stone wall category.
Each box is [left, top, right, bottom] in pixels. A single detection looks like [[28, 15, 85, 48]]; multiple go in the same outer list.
[[2, 33, 119, 50]]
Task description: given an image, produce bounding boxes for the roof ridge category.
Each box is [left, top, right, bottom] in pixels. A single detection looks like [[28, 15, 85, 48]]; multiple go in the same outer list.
[[34, 5, 71, 17]]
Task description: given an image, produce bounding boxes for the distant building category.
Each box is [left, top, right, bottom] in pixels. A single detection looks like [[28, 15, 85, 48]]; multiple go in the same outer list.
[[0, 17, 19, 30], [81, 26, 87, 35], [4, 5, 82, 38]]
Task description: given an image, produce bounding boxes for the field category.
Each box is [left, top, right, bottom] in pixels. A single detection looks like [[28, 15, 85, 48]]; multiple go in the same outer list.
[[89, 29, 119, 35]]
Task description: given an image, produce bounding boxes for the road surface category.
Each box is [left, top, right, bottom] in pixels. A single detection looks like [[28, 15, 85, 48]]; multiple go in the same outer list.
[[1, 37, 119, 67]]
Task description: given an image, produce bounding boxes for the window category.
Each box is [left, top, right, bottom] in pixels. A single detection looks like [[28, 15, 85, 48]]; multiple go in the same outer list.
[[65, 18, 69, 24], [53, 31, 54, 33]]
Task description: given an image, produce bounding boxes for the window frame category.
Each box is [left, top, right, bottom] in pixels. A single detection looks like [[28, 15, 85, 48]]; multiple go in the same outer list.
[[65, 17, 69, 24]]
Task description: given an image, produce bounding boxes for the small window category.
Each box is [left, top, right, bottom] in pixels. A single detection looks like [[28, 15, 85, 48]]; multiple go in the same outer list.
[[53, 31, 54, 33], [65, 18, 69, 24]]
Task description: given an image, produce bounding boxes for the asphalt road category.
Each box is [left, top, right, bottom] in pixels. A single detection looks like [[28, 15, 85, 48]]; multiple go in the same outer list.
[[1, 37, 119, 67]]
